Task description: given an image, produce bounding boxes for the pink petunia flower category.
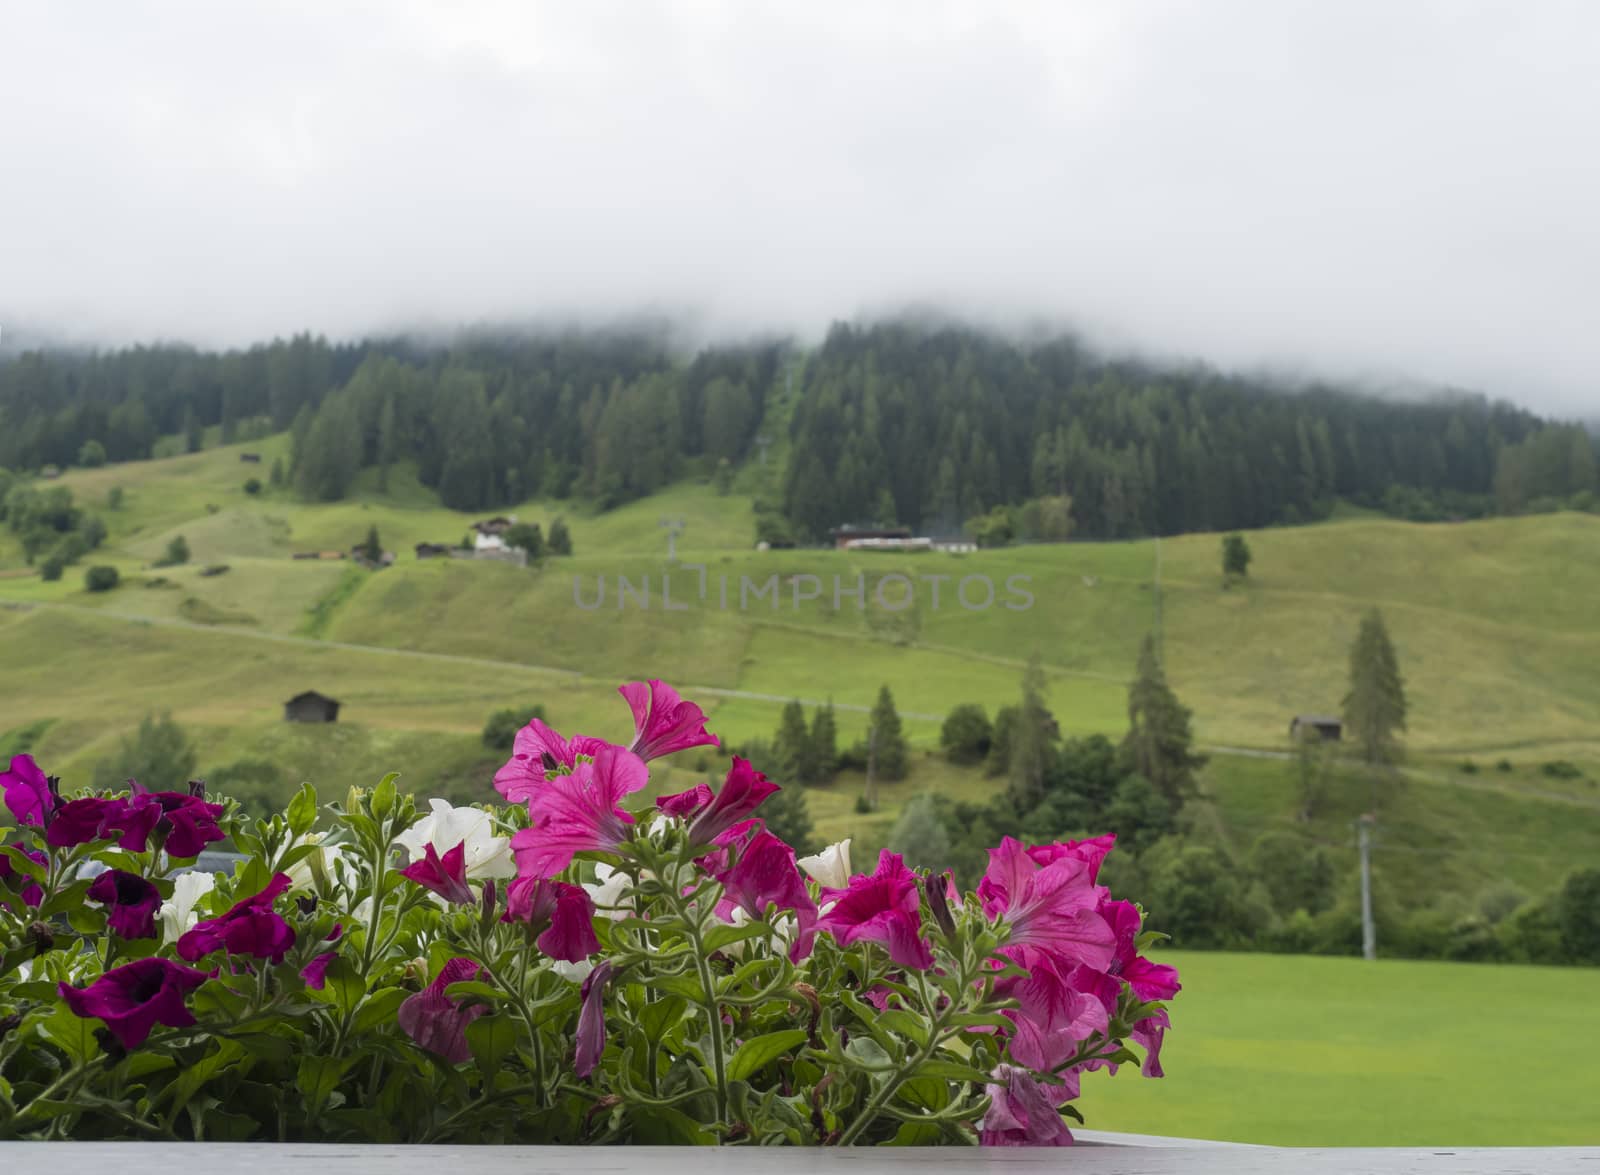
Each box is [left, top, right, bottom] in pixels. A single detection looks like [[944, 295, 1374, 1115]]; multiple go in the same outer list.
[[399, 841, 476, 905], [659, 758, 780, 847], [1024, 833, 1118, 885], [397, 957, 486, 1064], [1101, 896, 1182, 1002], [87, 869, 164, 939], [995, 955, 1109, 1081], [981, 838, 1115, 974], [57, 957, 214, 1050], [814, 849, 933, 970], [574, 960, 615, 1077], [509, 745, 649, 879], [710, 825, 818, 962], [502, 875, 601, 962], [493, 718, 613, 806], [619, 680, 719, 762], [979, 1064, 1076, 1147], [300, 924, 344, 990], [0, 754, 57, 827], [177, 873, 297, 963]]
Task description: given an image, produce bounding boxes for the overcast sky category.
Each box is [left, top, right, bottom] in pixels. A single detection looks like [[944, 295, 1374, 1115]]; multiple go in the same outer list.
[[1, 1, 1596, 413]]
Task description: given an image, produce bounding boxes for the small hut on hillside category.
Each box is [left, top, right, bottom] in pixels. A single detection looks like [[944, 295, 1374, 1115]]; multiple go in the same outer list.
[[284, 690, 341, 724], [1290, 715, 1343, 742]]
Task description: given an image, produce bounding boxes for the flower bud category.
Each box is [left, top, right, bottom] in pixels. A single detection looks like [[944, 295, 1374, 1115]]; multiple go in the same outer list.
[[187, 779, 208, 800], [296, 895, 319, 917], [925, 870, 957, 939], [0, 1012, 22, 1039], [27, 921, 54, 957]]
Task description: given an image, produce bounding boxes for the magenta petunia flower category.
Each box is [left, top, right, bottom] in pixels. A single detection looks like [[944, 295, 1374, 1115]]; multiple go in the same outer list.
[[1100, 896, 1182, 1002], [177, 873, 297, 963], [0, 846, 46, 909], [1024, 833, 1118, 885], [981, 838, 1115, 974], [493, 718, 613, 806], [1, 754, 57, 827], [676, 758, 780, 847], [979, 1064, 1076, 1147], [509, 745, 649, 879], [711, 825, 818, 962], [109, 784, 227, 859], [57, 957, 213, 1050], [45, 796, 122, 848], [815, 849, 933, 970], [502, 875, 601, 962], [995, 955, 1110, 1079], [1131, 1007, 1171, 1077], [619, 680, 719, 762], [656, 782, 713, 820], [398, 957, 486, 1064], [399, 841, 475, 905], [299, 925, 344, 990], [574, 959, 615, 1077], [87, 869, 164, 939]]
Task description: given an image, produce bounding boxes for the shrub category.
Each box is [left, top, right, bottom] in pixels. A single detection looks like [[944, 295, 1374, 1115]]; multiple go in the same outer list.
[[244, 477, 262, 495], [1557, 868, 1600, 962], [1541, 760, 1584, 780], [940, 703, 993, 765], [38, 556, 65, 582], [159, 534, 190, 566], [482, 704, 547, 750], [83, 565, 120, 592]]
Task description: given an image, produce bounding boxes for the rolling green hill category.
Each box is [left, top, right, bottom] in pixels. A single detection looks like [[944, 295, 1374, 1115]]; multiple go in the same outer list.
[[3, 434, 1598, 920]]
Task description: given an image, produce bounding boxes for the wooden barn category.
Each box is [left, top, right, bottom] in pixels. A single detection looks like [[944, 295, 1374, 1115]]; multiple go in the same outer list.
[[284, 690, 341, 724], [1290, 714, 1343, 741]]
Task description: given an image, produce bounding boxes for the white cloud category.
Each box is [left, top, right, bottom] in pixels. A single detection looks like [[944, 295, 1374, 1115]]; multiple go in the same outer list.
[[0, 1, 1595, 411]]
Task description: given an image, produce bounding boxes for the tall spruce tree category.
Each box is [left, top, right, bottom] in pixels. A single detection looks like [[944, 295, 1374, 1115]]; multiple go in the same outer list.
[[774, 700, 816, 784], [1342, 608, 1407, 767], [869, 685, 909, 782], [809, 700, 838, 782], [1008, 654, 1055, 810], [1121, 634, 1206, 812]]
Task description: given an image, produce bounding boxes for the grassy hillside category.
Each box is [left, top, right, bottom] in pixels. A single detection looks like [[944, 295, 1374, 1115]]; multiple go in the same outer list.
[[1083, 950, 1600, 1146], [3, 434, 1599, 921]]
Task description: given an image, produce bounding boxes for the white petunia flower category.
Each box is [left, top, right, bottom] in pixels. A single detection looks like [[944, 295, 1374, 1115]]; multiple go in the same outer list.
[[798, 839, 852, 890], [158, 871, 216, 942], [393, 799, 516, 880], [585, 862, 633, 920]]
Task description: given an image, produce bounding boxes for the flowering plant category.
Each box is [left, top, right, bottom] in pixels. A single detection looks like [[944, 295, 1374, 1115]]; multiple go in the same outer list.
[[0, 680, 1178, 1145]]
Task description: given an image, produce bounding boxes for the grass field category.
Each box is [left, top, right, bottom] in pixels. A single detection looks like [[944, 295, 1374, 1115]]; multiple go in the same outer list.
[[3, 433, 1599, 915], [1083, 950, 1600, 1146]]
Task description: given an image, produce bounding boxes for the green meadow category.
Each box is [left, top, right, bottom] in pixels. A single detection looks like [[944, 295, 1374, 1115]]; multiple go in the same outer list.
[[3, 434, 1600, 912], [1083, 950, 1600, 1146]]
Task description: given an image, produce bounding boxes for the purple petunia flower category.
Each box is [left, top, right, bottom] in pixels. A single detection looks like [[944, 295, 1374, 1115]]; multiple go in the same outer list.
[[397, 957, 485, 1064], [87, 869, 163, 939], [574, 960, 615, 1078], [45, 796, 122, 848], [0, 845, 47, 909], [110, 783, 227, 859], [0, 754, 57, 827], [177, 873, 297, 963], [979, 1064, 1076, 1147], [57, 957, 213, 1049], [299, 925, 344, 990], [619, 680, 719, 762]]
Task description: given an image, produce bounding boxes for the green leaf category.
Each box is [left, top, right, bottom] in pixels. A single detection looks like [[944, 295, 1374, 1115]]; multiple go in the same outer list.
[[876, 1009, 930, 1047], [890, 1121, 944, 1145], [727, 1029, 808, 1082], [352, 987, 409, 1034], [914, 1058, 992, 1084], [39, 879, 92, 920], [702, 920, 767, 954], [466, 1015, 518, 1074], [297, 1054, 353, 1117], [39, 1006, 99, 1064], [628, 1104, 716, 1144], [443, 979, 503, 1006], [286, 782, 319, 837], [897, 1075, 950, 1112], [370, 772, 399, 821], [161, 1038, 247, 1115], [313, 956, 366, 1017], [636, 994, 687, 1044]]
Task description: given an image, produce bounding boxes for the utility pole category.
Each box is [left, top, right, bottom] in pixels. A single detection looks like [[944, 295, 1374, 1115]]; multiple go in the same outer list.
[[659, 517, 685, 562], [1358, 812, 1377, 960], [865, 723, 878, 812]]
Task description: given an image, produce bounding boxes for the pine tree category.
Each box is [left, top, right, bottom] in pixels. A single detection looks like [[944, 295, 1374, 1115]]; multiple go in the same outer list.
[[1222, 533, 1252, 581], [809, 701, 838, 782], [377, 393, 399, 493], [1342, 608, 1407, 767], [361, 524, 382, 563], [888, 794, 952, 870], [774, 700, 815, 783], [869, 685, 909, 782], [1008, 654, 1055, 810], [759, 778, 816, 855], [1121, 634, 1206, 812]]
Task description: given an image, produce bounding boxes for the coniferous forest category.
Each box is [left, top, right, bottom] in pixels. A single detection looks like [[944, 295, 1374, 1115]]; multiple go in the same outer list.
[[2, 321, 1594, 540]]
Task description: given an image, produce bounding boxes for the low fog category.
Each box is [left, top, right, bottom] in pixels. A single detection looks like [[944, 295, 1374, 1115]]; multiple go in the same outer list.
[[1, 1, 1596, 413]]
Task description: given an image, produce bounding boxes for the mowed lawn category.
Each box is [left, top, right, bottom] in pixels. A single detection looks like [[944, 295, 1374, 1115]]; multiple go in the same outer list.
[[1082, 950, 1600, 1146]]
